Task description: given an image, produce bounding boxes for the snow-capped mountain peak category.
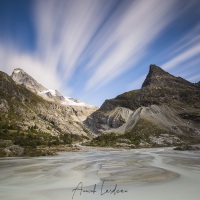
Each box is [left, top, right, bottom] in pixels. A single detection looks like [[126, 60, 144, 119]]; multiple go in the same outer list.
[[11, 68, 47, 93], [11, 68, 96, 108]]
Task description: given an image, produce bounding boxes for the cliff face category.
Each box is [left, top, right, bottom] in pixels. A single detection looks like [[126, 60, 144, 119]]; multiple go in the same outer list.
[[84, 65, 200, 147]]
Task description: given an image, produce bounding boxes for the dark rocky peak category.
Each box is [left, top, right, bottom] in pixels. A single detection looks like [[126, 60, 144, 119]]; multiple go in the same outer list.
[[11, 68, 47, 93], [149, 64, 169, 76], [142, 64, 194, 89], [142, 64, 172, 88]]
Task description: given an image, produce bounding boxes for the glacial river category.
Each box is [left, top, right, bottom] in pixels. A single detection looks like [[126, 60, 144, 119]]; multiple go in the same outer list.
[[0, 147, 200, 200]]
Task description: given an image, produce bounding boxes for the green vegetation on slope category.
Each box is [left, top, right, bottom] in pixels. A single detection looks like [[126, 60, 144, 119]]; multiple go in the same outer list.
[[88, 119, 179, 148], [0, 124, 85, 147]]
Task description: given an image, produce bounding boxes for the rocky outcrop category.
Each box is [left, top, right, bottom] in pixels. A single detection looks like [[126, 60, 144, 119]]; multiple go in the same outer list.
[[0, 140, 24, 157], [3, 145, 24, 157], [86, 107, 135, 134], [0, 99, 9, 112]]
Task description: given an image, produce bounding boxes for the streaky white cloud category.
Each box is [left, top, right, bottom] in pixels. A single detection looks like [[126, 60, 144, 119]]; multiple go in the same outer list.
[[34, 0, 115, 82], [1, 0, 199, 105], [162, 43, 200, 70], [1, 0, 115, 95], [0, 44, 62, 90], [157, 24, 200, 64], [168, 25, 200, 57], [85, 0, 178, 90], [159, 24, 200, 77]]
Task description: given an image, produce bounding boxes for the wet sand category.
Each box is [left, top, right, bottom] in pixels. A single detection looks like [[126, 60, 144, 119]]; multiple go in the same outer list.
[[0, 147, 200, 200]]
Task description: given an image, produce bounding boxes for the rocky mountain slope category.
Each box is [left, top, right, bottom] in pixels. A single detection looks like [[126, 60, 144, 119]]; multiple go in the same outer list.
[[84, 65, 200, 148], [0, 68, 99, 156], [0, 70, 97, 137]]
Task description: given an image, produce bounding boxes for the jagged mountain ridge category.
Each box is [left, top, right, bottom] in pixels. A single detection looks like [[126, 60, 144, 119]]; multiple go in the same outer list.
[[100, 65, 199, 111], [11, 68, 94, 107], [0, 70, 96, 137], [142, 64, 193, 88], [84, 64, 200, 147]]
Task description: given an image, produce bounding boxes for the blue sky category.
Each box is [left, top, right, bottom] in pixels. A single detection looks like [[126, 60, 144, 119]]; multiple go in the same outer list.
[[0, 0, 200, 106]]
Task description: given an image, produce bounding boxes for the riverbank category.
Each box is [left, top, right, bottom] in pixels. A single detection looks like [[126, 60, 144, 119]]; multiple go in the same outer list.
[[1, 137, 200, 157], [0, 147, 200, 200], [0, 139, 84, 157]]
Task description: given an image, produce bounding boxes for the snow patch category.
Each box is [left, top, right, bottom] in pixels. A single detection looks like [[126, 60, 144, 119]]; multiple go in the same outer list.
[[38, 91, 95, 107], [48, 90, 56, 96], [39, 90, 56, 96], [62, 97, 90, 107], [13, 70, 21, 73]]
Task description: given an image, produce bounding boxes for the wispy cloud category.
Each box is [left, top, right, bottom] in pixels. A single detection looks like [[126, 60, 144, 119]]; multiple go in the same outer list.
[[161, 25, 200, 70], [32, 0, 180, 91], [1, 0, 115, 92], [162, 43, 200, 70], [166, 25, 200, 57], [0, 43, 62, 90], [33, 0, 115, 84], [0, 0, 199, 105], [85, 0, 178, 90]]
